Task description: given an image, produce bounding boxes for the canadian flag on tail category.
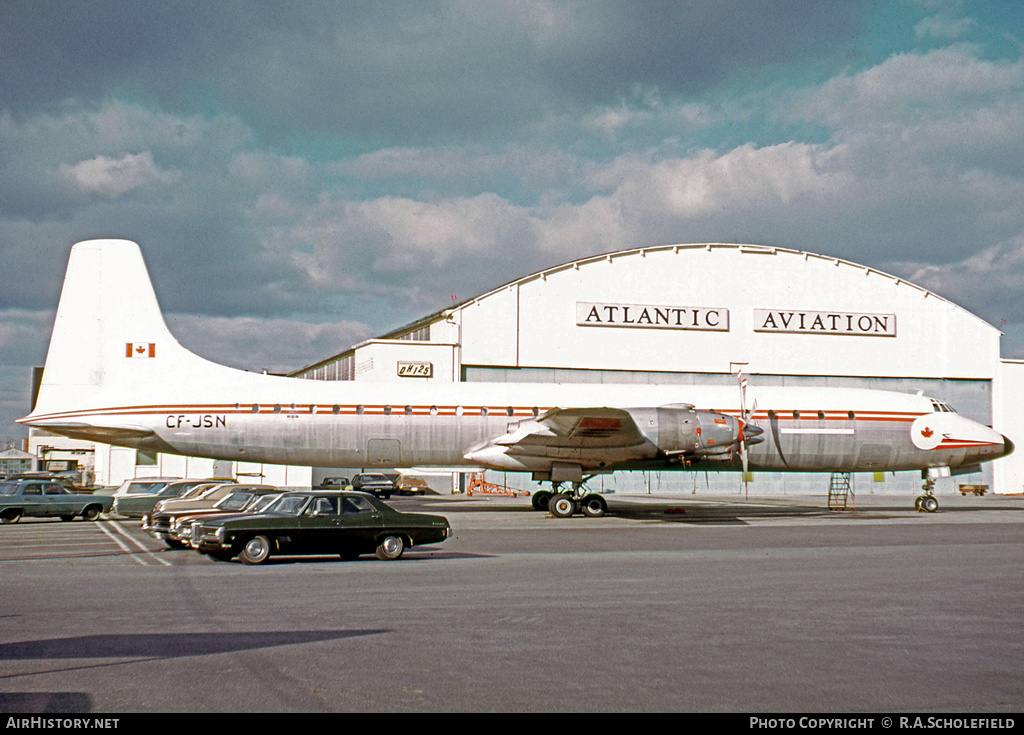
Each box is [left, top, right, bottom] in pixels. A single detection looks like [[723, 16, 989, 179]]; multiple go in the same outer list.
[[126, 342, 156, 358]]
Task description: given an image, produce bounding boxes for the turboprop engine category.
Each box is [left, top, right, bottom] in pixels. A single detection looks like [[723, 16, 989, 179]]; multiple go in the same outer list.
[[651, 403, 763, 461]]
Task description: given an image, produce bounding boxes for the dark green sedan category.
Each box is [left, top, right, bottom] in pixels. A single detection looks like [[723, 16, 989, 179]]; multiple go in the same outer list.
[[193, 491, 451, 564]]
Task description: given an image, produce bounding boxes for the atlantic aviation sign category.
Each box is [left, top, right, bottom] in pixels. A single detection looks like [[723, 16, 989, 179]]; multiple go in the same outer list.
[[754, 310, 897, 337], [576, 302, 729, 331], [576, 302, 897, 337]]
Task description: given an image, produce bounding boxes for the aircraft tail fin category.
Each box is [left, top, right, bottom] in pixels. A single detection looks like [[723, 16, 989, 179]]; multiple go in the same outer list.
[[23, 239, 213, 421]]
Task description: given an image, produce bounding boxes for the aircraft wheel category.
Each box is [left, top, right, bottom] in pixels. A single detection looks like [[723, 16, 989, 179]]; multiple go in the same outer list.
[[239, 535, 272, 564], [914, 496, 925, 511], [531, 491, 552, 511], [921, 496, 939, 513], [549, 493, 577, 518], [580, 494, 607, 518]]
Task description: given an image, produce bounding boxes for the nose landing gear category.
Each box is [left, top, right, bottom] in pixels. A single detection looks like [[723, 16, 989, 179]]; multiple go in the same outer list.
[[915, 475, 939, 513]]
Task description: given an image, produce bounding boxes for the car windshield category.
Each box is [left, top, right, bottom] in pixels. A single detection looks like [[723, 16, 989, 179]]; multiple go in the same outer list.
[[248, 494, 282, 512], [266, 494, 311, 516], [125, 482, 169, 495], [215, 493, 255, 511]]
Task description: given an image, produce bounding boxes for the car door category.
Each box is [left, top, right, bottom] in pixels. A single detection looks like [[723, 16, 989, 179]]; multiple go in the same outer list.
[[299, 496, 343, 553], [339, 496, 386, 548], [43, 483, 77, 516]]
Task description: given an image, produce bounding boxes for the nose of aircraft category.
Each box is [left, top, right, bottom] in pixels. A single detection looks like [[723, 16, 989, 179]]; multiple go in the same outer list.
[[1001, 434, 1015, 458]]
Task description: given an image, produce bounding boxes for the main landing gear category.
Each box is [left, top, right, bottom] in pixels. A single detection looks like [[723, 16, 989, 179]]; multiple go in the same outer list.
[[531, 482, 608, 518], [914, 476, 939, 513]]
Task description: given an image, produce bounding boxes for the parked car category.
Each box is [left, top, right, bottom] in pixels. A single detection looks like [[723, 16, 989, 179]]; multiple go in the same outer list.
[[113, 479, 225, 518], [143, 485, 279, 548], [0, 477, 113, 523], [350, 473, 398, 499], [193, 491, 451, 564], [315, 476, 350, 489], [185, 493, 285, 549], [396, 475, 430, 495]]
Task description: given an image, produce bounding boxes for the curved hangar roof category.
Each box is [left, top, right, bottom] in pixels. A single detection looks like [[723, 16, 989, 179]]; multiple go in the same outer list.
[[422, 243, 999, 381]]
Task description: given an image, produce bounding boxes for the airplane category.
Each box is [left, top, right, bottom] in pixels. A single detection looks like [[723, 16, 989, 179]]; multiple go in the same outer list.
[[19, 239, 1013, 517]]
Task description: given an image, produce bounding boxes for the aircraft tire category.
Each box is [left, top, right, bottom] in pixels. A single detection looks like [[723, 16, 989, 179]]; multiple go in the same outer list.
[[580, 494, 607, 518], [549, 493, 577, 518], [921, 496, 939, 513], [531, 491, 552, 511]]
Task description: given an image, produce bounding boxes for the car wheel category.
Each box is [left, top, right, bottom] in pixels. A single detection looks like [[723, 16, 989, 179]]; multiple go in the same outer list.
[[239, 535, 272, 564], [1, 509, 23, 524], [81, 506, 101, 521], [580, 494, 607, 518], [375, 534, 405, 560]]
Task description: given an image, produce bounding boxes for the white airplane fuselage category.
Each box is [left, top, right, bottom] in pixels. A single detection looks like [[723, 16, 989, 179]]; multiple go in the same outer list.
[[19, 240, 1012, 484]]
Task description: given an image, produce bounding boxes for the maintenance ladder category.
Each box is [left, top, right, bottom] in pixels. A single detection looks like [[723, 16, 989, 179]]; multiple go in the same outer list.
[[827, 472, 854, 511]]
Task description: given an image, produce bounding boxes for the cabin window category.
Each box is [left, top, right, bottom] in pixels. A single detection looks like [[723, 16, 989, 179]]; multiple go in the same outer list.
[[356, 405, 364, 415], [456, 406, 464, 416], [481, 407, 490, 417], [817, 410, 825, 421], [332, 405, 341, 415], [793, 410, 800, 420], [273, 404, 282, 414], [405, 405, 413, 415], [252, 404, 260, 414], [430, 406, 438, 416], [309, 405, 317, 414], [848, 411, 856, 420], [506, 406, 514, 416], [532, 407, 540, 418], [384, 405, 392, 415]]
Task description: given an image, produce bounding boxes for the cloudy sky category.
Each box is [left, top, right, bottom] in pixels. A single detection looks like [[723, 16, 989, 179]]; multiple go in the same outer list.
[[2, 0, 1023, 439]]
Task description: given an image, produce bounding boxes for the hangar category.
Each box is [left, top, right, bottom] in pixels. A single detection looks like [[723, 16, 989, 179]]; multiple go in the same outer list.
[[29, 242, 1023, 496]]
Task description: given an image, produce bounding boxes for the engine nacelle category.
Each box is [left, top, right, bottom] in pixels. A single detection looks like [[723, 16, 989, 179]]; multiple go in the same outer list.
[[654, 404, 746, 458]]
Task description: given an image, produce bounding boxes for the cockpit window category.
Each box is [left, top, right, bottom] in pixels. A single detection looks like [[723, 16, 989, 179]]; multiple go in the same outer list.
[[930, 400, 957, 413]]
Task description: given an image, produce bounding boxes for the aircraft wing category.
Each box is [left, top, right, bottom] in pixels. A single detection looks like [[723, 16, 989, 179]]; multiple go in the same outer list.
[[496, 407, 648, 450]]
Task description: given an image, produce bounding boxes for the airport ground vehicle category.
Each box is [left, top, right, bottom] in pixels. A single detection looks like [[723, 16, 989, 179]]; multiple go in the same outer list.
[[0, 477, 113, 523], [193, 491, 451, 564]]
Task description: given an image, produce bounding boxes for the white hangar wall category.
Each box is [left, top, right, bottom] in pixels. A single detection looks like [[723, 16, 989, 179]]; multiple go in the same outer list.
[[400, 243, 1005, 496], [445, 245, 998, 382]]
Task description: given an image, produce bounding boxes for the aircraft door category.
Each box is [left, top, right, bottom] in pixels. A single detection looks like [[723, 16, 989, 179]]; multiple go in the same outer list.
[[366, 438, 401, 466]]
